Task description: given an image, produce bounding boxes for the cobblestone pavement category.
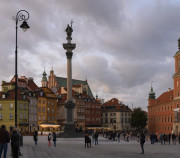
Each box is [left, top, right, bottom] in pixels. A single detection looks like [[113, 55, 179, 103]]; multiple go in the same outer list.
[[5, 136, 180, 158]]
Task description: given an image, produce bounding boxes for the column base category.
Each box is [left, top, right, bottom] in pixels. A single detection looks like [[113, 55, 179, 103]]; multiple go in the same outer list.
[[58, 124, 83, 138]]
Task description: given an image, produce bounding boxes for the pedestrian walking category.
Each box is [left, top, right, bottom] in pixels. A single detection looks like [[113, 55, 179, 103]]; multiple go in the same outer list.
[[160, 133, 163, 145], [168, 133, 171, 145], [117, 132, 120, 143], [48, 133, 52, 146], [33, 130, 38, 145], [126, 133, 129, 142], [123, 133, 126, 140], [85, 134, 91, 148], [92, 132, 95, 144], [94, 132, 99, 145], [163, 133, 167, 145], [178, 133, 180, 144], [172, 133, 176, 145], [11, 127, 20, 158], [0, 125, 10, 158], [53, 132, 57, 147], [140, 131, 145, 154]]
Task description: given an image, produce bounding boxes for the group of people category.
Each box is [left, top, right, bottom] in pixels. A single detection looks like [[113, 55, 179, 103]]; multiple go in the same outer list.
[[84, 132, 99, 148], [150, 133, 180, 145], [0, 125, 22, 158], [33, 131, 57, 147]]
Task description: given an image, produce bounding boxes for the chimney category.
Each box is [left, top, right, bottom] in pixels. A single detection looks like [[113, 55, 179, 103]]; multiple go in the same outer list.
[[168, 88, 171, 92]]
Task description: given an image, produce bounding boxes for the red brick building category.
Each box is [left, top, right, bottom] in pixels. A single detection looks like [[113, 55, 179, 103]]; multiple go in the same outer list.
[[148, 39, 180, 135]]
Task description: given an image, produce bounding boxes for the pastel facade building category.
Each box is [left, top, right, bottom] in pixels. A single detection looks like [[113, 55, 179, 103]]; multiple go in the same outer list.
[[101, 98, 132, 131]]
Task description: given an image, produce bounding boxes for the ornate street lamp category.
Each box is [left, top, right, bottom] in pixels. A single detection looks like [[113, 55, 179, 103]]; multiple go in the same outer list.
[[12, 10, 30, 127]]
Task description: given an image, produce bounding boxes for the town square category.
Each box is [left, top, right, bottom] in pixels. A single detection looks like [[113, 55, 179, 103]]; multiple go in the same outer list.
[[0, 0, 180, 158]]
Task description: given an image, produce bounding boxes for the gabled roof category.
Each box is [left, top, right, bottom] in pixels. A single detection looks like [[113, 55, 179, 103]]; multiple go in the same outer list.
[[56, 77, 94, 98]]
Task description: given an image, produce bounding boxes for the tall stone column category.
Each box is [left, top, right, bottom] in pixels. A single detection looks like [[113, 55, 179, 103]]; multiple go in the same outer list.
[[62, 23, 76, 136]]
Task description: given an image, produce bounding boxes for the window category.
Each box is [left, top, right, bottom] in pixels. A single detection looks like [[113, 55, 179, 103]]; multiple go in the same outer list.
[[52, 102, 54, 106], [0, 113, 2, 119], [113, 113, 116, 116], [40, 92, 43, 96], [128, 118, 131, 123], [105, 118, 108, 123], [121, 118, 123, 123], [52, 117, 54, 121], [20, 114, 23, 119], [177, 104, 179, 108], [43, 107, 45, 113], [19, 104, 23, 110], [113, 119, 116, 123], [43, 116, 45, 121], [23, 95, 26, 99], [47, 108, 50, 113], [39, 99, 41, 103], [39, 116, 41, 121], [24, 104, 27, 110], [9, 113, 13, 119], [24, 114, 27, 119], [9, 103, 13, 110], [165, 117, 166, 122], [52, 109, 54, 113], [39, 107, 41, 112], [125, 118, 127, 123], [0, 104, 2, 109], [29, 93, 31, 97], [162, 117, 163, 123], [48, 116, 50, 121], [43, 100, 45, 104], [2, 94, 5, 98], [121, 113, 123, 116]]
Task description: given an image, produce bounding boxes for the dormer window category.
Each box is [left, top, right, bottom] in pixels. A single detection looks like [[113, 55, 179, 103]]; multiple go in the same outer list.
[[40, 92, 43, 96], [23, 95, 26, 99], [2, 94, 5, 99]]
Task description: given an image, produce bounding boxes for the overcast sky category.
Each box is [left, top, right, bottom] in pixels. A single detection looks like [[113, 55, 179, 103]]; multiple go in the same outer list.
[[1, 0, 180, 110]]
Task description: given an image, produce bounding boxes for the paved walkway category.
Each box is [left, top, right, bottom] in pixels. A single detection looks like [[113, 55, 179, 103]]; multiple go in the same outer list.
[[4, 136, 180, 158]]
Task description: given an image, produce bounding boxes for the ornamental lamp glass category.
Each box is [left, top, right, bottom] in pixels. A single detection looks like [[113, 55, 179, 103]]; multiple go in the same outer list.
[[20, 20, 30, 32]]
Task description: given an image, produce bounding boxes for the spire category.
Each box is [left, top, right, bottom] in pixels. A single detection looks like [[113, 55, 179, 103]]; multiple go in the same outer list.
[[42, 68, 47, 82], [96, 94, 98, 100], [149, 81, 155, 99]]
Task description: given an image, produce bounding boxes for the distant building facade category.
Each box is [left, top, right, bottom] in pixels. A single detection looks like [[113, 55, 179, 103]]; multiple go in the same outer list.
[[101, 98, 132, 131], [148, 39, 180, 135]]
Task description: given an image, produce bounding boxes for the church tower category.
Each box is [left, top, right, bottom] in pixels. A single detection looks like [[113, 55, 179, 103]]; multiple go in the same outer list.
[[41, 69, 47, 87], [148, 83, 156, 106], [173, 38, 180, 99]]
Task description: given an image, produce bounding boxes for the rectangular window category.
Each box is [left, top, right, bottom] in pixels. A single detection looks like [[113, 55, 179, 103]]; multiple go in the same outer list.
[[24, 114, 27, 119], [40, 92, 43, 96], [20, 114, 23, 119], [39, 99, 41, 103], [52, 116, 54, 121], [39, 116, 41, 121], [9, 103, 13, 110], [0, 104, 2, 109], [19, 104, 23, 110], [43, 100, 45, 104], [121, 118, 123, 123], [43, 116, 45, 121], [43, 107, 45, 113], [0, 113, 2, 119], [9, 113, 13, 119], [52, 109, 54, 113], [24, 104, 27, 110], [39, 107, 41, 112], [177, 104, 179, 108], [48, 116, 50, 121]]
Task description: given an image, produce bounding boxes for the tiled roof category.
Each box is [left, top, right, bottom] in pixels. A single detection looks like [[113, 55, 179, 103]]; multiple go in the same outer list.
[[27, 80, 38, 90], [56, 77, 94, 98], [0, 88, 29, 101], [2, 81, 15, 86], [102, 98, 131, 111], [157, 89, 174, 104]]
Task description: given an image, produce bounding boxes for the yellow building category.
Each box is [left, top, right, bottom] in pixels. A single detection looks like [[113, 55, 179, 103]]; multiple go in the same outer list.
[[36, 87, 58, 131], [0, 88, 29, 131]]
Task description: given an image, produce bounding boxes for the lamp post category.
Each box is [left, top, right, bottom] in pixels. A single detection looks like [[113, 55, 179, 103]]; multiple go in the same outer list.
[[13, 10, 30, 127]]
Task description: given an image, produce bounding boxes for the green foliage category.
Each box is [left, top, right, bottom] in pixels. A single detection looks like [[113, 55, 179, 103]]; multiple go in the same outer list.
[[131, 107, 147, 130]]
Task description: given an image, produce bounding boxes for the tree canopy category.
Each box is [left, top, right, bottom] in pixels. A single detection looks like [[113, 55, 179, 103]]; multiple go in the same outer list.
[[131, 107, 147, 130]]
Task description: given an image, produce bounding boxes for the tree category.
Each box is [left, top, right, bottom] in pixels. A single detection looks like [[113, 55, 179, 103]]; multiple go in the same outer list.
[[131, 107, 147, 131]]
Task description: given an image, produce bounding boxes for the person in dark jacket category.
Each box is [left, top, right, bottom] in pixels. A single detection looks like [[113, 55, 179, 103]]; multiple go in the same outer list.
[[163, 133, 167, 145], [168, 133, 171, 145], [94, 132, 99, 145], [140, 132, 145, 154], [178, 133, 180, 144], [33, 130, 38, 145], [11, 127, 20, 158], [0, 125, 10, 158], [53, 132, 57, 147]]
